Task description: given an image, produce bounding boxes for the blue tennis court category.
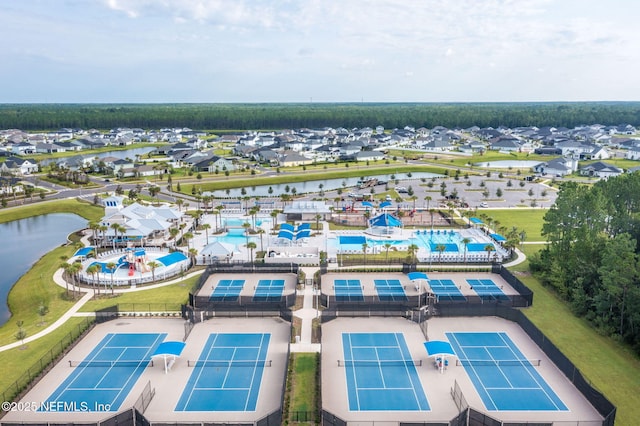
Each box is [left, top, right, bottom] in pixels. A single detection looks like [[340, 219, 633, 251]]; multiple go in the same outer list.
[[209, 279, 245, 301], [341, 333, 430, 411], [467, 279, 510, 301], [253, 279, 285, 301], [447, 332, 568, 411], [334, 279, 364, 302], [176, 333, 271, 411], [429, 279, 466, 301], [374, 279, 408, 301], [42, 333, 166, 412]]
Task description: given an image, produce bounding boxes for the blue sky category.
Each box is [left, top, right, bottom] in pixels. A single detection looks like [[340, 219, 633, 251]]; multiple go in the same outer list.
[[2, 0, 639, 103]]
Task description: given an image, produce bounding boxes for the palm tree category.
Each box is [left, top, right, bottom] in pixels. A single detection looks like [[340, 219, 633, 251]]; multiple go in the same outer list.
[[147, 261, 161, 282], [60, 261, 71, 298], [315, 214, 322, 233], [429, 208, 435, 230], [242, 222, 251, 246], [68, 262, 82, 299], [362, 243, 369, 267], [363, 210, 371, 227], [98, 225, 108, 248], [188, 248, 198, 265], [247, 241, 257, 263], [461, 237, 471, 263], [106, 261, 117, 294], [424, 195, 432, 211], [202, 223, 211, 245], [183, 232, 193, 249], [270, 210, 279, 228], [407, 243, 419, 264], [257, 228, 265, 253], [89, 221, 100, 246], [212, 210, 220, 231], [86, 263, 101, 295], [176, 198, 184, 211], [484, 244, 496, 263], [110, 223, 121, 249], [169, 228, 180, 247], [384, 243, 392, 264], [435, 244, 447, 263]]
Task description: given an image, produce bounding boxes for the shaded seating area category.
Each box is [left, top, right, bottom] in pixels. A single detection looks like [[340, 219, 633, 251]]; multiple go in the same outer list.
[[367, 212, 403, 236], [277, 223, 312, 244]]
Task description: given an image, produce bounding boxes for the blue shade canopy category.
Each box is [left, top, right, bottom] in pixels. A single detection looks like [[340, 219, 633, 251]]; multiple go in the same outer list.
[[490, 233, 506, 242], [361, 201, 374, 207], [152, 341, 186, 373], [408, 272, 429, 281], [423, 341, 456, 357], [470, 217, 483, 224], [379, 201, 392, 208], [74, 247, 95, 257], [369, 213, 403, 228], [152, 341, 186, 357]]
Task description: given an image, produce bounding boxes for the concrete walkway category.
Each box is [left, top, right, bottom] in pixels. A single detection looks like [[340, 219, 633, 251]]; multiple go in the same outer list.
[[290, 284, 321, 353], [0, 290, 94, 352]]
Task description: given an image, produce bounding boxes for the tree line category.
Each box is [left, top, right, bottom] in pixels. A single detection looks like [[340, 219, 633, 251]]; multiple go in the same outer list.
[[530, 173, 640, 354], [1, 102, 640, 131]]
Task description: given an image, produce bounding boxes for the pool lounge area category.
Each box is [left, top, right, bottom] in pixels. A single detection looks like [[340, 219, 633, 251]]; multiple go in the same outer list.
[[327, 227, 508, 263]]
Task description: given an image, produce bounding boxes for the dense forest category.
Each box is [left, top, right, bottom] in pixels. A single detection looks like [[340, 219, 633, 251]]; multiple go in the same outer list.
[[530, 174, 640, 354], [1, 102, 640, 131]]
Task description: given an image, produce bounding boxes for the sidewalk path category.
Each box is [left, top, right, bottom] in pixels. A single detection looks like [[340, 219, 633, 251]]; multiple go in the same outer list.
[[0, 290, 94, 353]]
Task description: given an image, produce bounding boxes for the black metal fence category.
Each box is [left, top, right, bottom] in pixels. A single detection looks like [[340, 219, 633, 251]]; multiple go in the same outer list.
[[436, 305, 616, 426], [190, 293, 297, 311], [0, 316, 95, 406]]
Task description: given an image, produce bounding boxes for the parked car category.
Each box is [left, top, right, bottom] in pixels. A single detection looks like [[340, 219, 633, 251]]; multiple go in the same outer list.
[[479, 201, 488, 208]]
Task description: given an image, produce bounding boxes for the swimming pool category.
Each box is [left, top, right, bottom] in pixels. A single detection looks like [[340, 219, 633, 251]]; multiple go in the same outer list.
[[330, 229, 497, 255], [223, 217, 271, 228], [215, 228, 257, 246]]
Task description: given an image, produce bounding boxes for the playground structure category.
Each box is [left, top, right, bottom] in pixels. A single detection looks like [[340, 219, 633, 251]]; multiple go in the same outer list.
[[76, 245, 190, 287], [125, 248, 150, 276]]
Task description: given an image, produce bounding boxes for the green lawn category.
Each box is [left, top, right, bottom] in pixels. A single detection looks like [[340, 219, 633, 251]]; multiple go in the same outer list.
[[78, 275, 199, 312], [0, 317, 92, 401], [288, 353, 318, 421], [475, 208, 547, 241], [508, 246, 640, 425], [0, 199, 103, 224]]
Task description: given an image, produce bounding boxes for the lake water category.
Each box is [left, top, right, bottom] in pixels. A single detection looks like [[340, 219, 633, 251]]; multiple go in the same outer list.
[[204, 171, 442, 198], [0, 213, 88, 326], [40, 147, 156, 165]]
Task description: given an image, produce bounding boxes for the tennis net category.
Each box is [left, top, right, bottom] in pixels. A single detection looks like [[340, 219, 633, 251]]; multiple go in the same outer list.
[[455, 359, 541, 367], [187, 360, 272, 368], [337, 359, 423, 367], [68, 360, 154, 368]]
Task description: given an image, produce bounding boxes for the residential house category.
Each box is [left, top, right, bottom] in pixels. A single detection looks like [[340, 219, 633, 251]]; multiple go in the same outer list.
[[0, 156, 39, 175], [533, 157, 578, 176], [277, 150, 313, 167], [626, 146, 640, 161], [579, 161, 623, 179], [353, 151, 385, 162], [192, 155, 236, 173], [10, 141, 36, 155], [489, 136, 521, 152], [0, 176, 22, 195]]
